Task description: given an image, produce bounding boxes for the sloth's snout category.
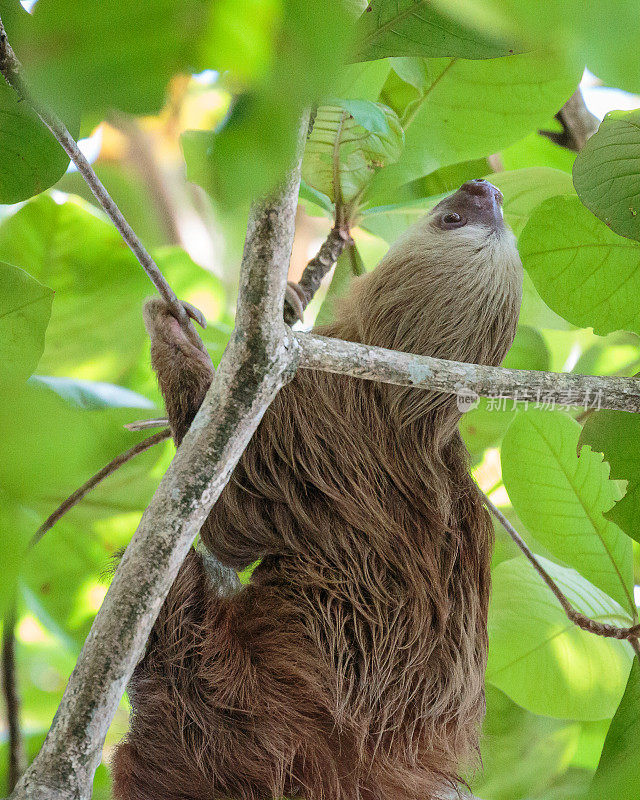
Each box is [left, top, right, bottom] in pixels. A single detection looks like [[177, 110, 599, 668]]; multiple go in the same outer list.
[[460, 179, 503, 206]]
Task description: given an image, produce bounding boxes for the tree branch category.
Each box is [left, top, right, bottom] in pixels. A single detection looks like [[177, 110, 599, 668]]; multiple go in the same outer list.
[[284, 225, 353, 324], [539, 88, 599, 153], [295, 333, 640, 413], [2, 606, 26, 794], [9, 112, 309, 800], [484, 494, 640, 655], [30, 430, 171, 549], [0, 15, 200, 346]]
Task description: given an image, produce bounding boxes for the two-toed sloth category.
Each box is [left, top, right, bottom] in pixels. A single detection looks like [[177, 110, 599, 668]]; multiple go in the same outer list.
[[113, 180, 522, 800]]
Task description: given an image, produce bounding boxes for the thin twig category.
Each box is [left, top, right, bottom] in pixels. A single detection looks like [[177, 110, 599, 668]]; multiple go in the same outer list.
[[284, 225, 353, 324], [0, 16, 201, 347], [295, 332, 640, 413], [124, 417, 170, 431], [30, 430, 171, 549], [483, 493, 640, 653], [2, 605, 26, 793]]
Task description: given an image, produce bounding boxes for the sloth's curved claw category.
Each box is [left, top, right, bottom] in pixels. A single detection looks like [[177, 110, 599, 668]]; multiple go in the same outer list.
[[284, 282, 306, 325], [182, 301, 207, 330]]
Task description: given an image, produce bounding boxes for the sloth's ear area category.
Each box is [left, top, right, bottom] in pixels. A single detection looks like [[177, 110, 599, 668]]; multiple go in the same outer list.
[[143, 298, 214, 445]]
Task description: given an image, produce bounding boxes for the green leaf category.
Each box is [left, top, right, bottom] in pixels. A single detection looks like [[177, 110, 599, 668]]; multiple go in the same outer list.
[[0, 376, 166, 646], [432, 0, 640, 94], [490, 167, 574, 237], [359, 196, 440, 241], [201, 0, 279, 82], [354, 0, 518, 61], [10, 0, 210, 117], [501, 128, 576, 174], [461, 326, 550, 456], [0, 196, 223, 391], [0, 81, 75, 204], [0, 490, 31, 618], [501, 410, 634, 613], [334, 59, 393, 102], [0, 261, 53, 383], [588, 658, 640, 800], [183, 0, 354, 208], [487, 555, 634, 720], [472, 685, 582, 800], [374, 51, 582, 191], [581, 411, 640, 545], [520, 195, 640, 337], [303, 102, 404, 204], [573, 111, 640, 244]]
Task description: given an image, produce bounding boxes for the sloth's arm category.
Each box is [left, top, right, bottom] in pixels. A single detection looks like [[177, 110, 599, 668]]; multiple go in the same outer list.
[[142, 298, 214, 446]]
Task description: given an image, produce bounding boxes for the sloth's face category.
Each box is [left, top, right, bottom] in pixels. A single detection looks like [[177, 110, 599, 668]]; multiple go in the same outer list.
[[429, 179, 505, 232]]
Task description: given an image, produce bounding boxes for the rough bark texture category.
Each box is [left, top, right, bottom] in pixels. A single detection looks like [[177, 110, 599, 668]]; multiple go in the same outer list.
[[8, 116, 309, 800], [296, 333, 640, 413]]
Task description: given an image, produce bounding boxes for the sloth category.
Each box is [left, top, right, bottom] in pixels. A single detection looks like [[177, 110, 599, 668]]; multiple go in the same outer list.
[[112, 179, 523, 800]]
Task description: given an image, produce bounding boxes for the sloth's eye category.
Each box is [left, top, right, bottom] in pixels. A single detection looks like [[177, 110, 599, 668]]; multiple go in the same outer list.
[[440, 212, 466, 228]]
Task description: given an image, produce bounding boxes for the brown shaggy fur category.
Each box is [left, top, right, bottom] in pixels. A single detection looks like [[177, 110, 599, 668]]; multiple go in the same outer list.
[[112, 183, 522, 800]]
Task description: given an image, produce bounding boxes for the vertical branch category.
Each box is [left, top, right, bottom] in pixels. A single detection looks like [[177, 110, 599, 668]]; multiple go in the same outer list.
[[2, 606, 26, 794], [9, 111, 308, 800]]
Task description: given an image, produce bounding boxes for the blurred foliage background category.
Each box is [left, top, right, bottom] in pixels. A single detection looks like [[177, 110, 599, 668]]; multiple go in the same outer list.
[[1, 0, 640, 798]]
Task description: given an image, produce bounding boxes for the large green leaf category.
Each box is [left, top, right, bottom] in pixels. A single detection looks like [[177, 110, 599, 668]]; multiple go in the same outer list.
[[0, 375, 166, 646], [487, 555, 634, 720], [472, 685, 582, 800], [573, 110, 640, 244], [581, 411, 640, 545], [588, 658, 640, 800], [501, 410, 634, 614], [0, 196, 223, 391], [354, 0, 517, 61], [303, 102, 404, 205], [9, 0, 211, 117], [491, 167, 574, 237], [460, 326, 550, 456], [183, 0, 354, 207], [431, 0, 640, 93], [373, 51, 581, 191], [520, 195, 640, 337], [0, 261, 53, 383], [0, 81, 74, 204]]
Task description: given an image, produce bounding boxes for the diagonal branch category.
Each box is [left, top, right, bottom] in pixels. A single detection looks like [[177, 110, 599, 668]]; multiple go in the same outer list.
[[30, 430, 171, 549], [0, 15, 201, 347], [484, 494, 640, 656], [9, 113, 309, 800], [295, 332, 640, 413]]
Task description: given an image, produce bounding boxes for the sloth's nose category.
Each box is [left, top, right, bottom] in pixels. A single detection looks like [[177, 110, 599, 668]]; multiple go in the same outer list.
[[460, 179, 503, 205]]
